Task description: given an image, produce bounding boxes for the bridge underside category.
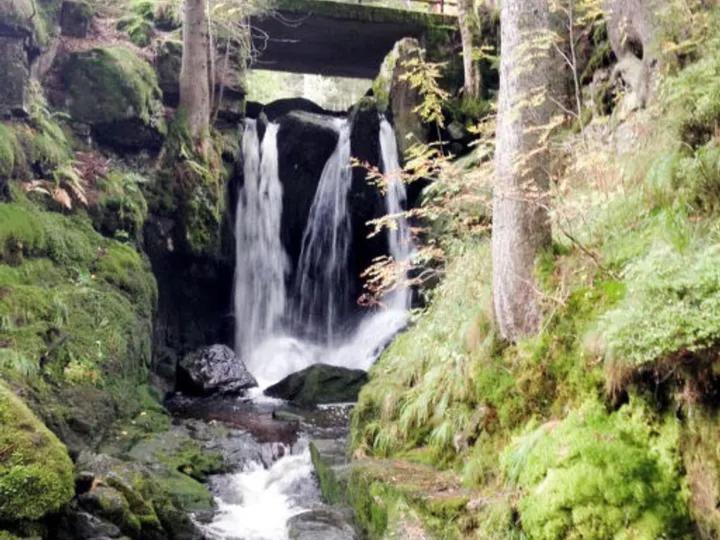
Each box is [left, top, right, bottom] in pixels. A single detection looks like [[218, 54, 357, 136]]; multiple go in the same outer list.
[[249, 1, 455, 79]]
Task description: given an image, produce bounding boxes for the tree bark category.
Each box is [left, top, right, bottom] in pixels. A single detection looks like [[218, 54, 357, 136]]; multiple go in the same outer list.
[[491, 0, 556, 342], [457, 0, 481, 99], [179, 0, 211, 146]]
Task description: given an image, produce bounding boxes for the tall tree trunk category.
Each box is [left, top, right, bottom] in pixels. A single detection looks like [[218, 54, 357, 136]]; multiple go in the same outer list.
[[491, 0, 556, 342], [179, 0, 211, 147], [457, 0, 481, 99]]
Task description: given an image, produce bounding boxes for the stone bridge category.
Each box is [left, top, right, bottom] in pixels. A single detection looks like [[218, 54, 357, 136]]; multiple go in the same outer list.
[[249, 0, 457, 79]]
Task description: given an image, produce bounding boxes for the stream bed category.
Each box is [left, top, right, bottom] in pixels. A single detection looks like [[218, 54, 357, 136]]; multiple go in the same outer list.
[[167, 396, 356, 540]]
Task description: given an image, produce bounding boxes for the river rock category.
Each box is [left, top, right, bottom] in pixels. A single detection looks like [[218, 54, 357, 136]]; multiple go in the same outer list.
[[264, 364, 368, 406], [178, 344, 257, 395], [287, 508, 358, 540]]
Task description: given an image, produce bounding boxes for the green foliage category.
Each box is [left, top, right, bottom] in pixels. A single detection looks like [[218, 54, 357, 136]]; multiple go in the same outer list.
[[93, 171, 149, 241], [0, 382, 74, 521], [502, 400, 690, 539], [353, 241, 494, 460], [661, 16, 720, 148], [596, 241, 720, 370]]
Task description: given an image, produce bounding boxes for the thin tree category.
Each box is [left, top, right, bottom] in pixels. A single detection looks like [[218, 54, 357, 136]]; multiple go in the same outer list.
[[179, 0, 211, 151], [491, 0, 558, 341], [457, 0, 481, 99]]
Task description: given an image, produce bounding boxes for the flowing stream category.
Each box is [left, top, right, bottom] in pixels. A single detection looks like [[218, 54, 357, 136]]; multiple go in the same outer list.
[[209, 113, 412, 540]]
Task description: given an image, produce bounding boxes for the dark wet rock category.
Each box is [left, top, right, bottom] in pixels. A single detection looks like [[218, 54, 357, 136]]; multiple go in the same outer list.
[[0, 36, 30, 117], [348, 97, 389, 293], [60, 0, 93, 38], [287, 508, 358, 540], [264, 364, 368, 407], [55, 509, 126, 539], [263, 97, 341, 122], [274, 110, 339, 266], [154, 38, 182, 107], [167, 394, 300, 445], [177, 344, 257, 395]]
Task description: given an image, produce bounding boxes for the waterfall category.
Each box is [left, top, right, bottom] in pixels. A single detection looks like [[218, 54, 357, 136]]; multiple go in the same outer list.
[[234, 120, 288, 366], [292, 119, 353, 344], [379, 117, 413, 310], [233, 114, 412, 388]]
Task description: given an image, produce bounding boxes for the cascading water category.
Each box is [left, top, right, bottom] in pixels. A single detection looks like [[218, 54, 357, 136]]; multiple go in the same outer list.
[[379, 116, 413, 311], [234, 120, 289, 367], [292, 118, 353, 344], [215, 113, 415, 540]]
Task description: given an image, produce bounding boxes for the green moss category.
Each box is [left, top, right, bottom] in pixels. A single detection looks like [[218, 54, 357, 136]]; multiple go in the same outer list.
[[96, 243, 157, 317], [595, 242, 720, 377], [117, 15, 155, 47], [0, 124, 17, 179], [0, 383, 74, 521], [62, 46, 166, 139], [310, 442, 346, 506], [502, 400, 690, 539]]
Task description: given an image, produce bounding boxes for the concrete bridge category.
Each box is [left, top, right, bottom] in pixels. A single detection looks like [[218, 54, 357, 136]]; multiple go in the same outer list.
[[249, 0, 457, 79]]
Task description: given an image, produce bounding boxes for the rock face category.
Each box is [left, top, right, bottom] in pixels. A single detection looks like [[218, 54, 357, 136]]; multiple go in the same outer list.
[[264, 364, 368, 406], [60, 0, 93, 38], [373, 37, 427, 155], [0, 34, 30, 116], [603, 0, 660, 111], [70, 452, 203, 540], [288, 508, 359, 540], [61, 46, 167, 150], [244, 98, 390, 324], [178, 344, 258, 395]]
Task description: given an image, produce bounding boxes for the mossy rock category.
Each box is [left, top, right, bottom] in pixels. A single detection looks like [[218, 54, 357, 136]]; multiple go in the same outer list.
[[76, 452, 203, 538], [265, 364, 368, 407], [62, 46, 166, 151], [0, 383, 74, 522]]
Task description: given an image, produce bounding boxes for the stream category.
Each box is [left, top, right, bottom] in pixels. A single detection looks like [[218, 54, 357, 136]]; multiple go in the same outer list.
[[183, 113, 411, 539]]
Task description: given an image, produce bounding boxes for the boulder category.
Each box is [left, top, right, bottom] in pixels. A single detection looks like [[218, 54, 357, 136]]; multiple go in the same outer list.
[[287, 508, 358, 540], [60, 0, 93, 38], [178, 344, 257, 395], [62, 46, 167, 151], [0, 383, 75, 522], [264, 364, 368, 406]]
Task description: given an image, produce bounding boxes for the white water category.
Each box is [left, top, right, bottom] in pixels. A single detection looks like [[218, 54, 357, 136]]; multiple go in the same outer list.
[[203, 447, 316, 540], [292, 118, 353, 345], [379, 117, 414, 311], [233, 115, 413, 390], [234, 120, 289, 366], [219, 115, 414, 540]]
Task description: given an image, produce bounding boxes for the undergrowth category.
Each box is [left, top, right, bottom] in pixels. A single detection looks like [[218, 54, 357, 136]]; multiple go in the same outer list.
[[351, 6, 720, 539]]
